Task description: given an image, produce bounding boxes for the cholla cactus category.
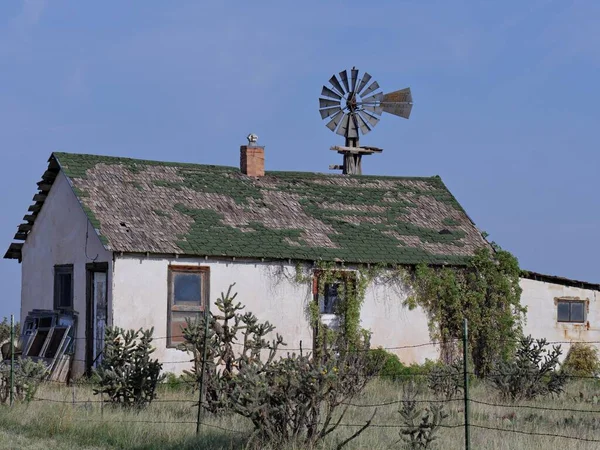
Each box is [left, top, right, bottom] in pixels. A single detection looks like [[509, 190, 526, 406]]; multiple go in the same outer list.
[[93, 327, 163, 408], [180, 284, 374, 448], [398, 382, 448, 449], [0, 357, 47, 403]]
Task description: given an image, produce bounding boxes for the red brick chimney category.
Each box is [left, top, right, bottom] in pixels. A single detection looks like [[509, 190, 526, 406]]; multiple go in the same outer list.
[[240, 134, 264, 177]]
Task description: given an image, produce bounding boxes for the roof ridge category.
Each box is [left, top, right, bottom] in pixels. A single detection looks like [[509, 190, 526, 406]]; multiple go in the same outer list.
[[52, 152, 440, 181]]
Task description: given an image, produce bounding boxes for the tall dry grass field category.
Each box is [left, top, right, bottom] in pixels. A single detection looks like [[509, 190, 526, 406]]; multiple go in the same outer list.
[[0, 377, 599, 449]]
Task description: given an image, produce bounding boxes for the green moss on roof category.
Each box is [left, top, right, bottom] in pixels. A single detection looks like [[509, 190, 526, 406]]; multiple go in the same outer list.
[[50, 152, 486, 265]]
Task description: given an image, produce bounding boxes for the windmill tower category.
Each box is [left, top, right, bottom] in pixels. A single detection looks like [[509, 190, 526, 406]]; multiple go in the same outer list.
[[319, 67, 413, 174]]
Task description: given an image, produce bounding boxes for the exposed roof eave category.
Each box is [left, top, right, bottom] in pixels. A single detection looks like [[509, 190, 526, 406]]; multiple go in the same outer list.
[[3, 154, 61, 262], [522, 270, 600, 292]]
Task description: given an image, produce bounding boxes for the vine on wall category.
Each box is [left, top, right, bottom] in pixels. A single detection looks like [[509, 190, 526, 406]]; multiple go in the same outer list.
[[407, 245, 525, 377], [292, 244, 524, 378], [294, 261, 395, 353]]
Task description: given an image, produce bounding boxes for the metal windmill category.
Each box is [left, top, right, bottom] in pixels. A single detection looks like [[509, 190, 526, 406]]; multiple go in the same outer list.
[[319, 67, 413, 174]]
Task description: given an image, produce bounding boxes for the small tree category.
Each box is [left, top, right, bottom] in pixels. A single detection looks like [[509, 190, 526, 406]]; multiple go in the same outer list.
[[490, 335, 567, 401], [93, 327, 163, 408], [180, 284, 375, 448]]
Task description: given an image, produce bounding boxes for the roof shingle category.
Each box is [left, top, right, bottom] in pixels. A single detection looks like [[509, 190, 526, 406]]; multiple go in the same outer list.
[[8, 152, 488, 265]]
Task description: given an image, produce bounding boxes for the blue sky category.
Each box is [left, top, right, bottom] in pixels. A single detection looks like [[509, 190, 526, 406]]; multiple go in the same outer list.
[[1, 1, 599, 319]]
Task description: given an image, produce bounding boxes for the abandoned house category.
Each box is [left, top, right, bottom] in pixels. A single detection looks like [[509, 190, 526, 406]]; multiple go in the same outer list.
[[4, 146, 599, 377]]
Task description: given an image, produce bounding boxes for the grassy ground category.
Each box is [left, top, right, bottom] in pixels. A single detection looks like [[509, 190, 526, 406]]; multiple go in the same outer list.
[[0, 378, 599, 449]]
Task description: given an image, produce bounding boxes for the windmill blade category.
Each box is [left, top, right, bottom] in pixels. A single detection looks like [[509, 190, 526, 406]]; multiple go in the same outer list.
[[356, 112, 371, 135], [361, 92, 383, 104], [355, 72, 372, 95], [359, 110, 380, 128], [338, 70, 350, 94], [319, 106, 342, 119], [350, 68, 358, 92], [363, 104, 383, 116], [329, 75, 345, 96], [321, 86, 342, 100], [360, 80, 380, 97], [382, 102, 413, 119], [347, 113, 359, 138], [382, 88, 412, 104], [326, 110, 345, 131], [335, 113, 350, 137], [319, 98, 339, 109]]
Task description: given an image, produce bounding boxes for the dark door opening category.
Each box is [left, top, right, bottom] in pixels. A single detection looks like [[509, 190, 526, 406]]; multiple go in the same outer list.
[[86, 263, 108, 375]]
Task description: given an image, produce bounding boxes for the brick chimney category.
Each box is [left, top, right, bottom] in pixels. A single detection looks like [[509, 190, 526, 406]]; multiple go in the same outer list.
[[240, 134, 264, 177]]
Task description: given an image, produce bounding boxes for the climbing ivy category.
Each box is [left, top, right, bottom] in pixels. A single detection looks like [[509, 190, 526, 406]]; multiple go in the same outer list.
[[292, 245, 524, 378], [407, 245, 526, 377], [294, 261, 397, 353]]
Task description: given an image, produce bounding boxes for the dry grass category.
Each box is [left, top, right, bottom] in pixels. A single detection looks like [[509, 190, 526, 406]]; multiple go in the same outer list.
[[0, 378, 599, 449]]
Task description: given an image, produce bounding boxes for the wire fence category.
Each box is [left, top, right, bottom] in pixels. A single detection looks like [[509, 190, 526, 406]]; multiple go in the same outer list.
[[4, 330, 600, 448]]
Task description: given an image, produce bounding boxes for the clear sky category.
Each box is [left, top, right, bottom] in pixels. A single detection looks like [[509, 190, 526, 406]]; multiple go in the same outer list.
[[1, 1, 598, 319]]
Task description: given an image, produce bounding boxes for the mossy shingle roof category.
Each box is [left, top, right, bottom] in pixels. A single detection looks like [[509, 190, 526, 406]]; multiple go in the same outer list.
[[46, 152, 487, 264]]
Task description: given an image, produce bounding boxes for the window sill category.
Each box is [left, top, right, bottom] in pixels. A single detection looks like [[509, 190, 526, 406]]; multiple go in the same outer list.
[[320, 314, 339, 328]]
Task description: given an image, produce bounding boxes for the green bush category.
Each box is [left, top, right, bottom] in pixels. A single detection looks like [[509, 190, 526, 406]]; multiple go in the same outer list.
[[427, 360, 463, 400], [490, 335, 567, 401], [93, 327, 164, 409], [161, 372, 194, 391], [0, 357, 48, 403], [562, 343, 600, 377], [366, 347, 427, 382]]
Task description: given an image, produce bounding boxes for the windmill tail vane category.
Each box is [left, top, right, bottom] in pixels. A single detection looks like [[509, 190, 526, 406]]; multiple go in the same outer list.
[[318, 67, 413, 175]]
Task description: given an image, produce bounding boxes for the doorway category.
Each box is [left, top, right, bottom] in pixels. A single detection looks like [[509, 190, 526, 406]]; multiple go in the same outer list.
[[86, 262, 108, 374]]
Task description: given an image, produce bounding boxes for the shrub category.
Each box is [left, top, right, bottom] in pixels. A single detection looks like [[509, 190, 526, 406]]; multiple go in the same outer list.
[[427, 360, 463, 400], [93, 327, 163, 408], [181, 284, 375, 449], [398, 381, 448, 449], [490, 335, 567, 401], [562, 343, 600, 378], [0, 317, 20, 345], [367, 347, 429, 382], [0, 357, 48, 403]]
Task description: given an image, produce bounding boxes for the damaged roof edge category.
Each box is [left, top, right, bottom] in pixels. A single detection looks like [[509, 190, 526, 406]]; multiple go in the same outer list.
[[3, 153, 61, 261], [522, 270, 600, 292]]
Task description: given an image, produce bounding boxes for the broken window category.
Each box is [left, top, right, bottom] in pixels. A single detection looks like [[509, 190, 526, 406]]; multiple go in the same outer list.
[[557, 300, 586, 323], [314, 270, 357, 316], [54, 265, 73, 309], [167, 266, 209, 346]]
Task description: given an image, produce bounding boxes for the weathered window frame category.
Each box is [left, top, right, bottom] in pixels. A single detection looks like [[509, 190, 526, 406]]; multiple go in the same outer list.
[[167, 265, 209, 348], [557, 299, 586, 323], [53, 264, 74, 310], [313, 270, 357, 319]]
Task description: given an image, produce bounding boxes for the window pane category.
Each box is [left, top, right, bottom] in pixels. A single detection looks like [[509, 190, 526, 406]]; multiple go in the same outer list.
[[571, 302, 585, 322], [170, 311, 201, 344], [557, 302, 570, 322], [57, 272, 72, 308], [321, 283, 340, 314], [173, 273, 201, 305]]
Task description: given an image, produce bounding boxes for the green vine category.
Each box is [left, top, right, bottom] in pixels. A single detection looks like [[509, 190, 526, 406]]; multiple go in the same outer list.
[[291, 246, 524, 378], [407, 245, 526, 377], [293, 261, 399, 353]]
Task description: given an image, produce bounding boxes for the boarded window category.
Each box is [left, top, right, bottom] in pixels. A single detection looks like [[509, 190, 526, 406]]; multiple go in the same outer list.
[[54, 265, 73, 309], [167, 266, 209, 346], [557, 300, 586, 323]]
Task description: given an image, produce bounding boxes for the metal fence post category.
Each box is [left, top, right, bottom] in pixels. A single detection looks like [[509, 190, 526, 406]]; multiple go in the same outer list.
[[463, 318, 470, 450], [10, 314, 15, 407], [196, 306, 210, 434]]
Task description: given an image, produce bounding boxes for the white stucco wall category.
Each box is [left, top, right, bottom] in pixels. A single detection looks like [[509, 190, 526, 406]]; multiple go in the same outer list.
[[112, 256, 436, 373], [520, 278, 600, 357], [20, 171, 112, 375]]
